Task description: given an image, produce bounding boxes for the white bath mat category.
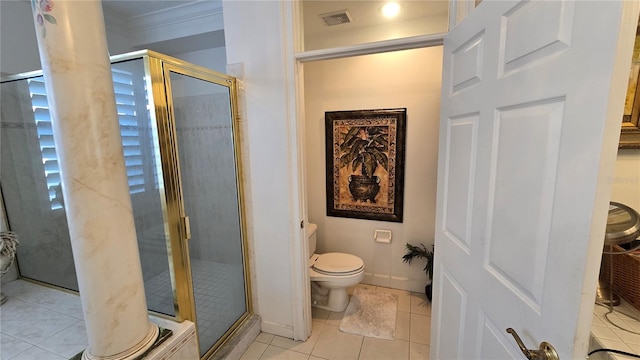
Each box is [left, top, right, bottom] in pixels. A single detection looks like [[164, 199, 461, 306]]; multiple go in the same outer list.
[[339, 287, 398, 340]]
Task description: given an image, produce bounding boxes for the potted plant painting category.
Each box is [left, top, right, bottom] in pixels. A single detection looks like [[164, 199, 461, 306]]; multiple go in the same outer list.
[[339, 126, 389, 203], [402, 243, 434, 301]]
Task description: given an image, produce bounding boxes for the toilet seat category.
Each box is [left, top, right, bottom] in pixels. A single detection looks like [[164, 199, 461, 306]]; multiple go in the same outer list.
[[311, 252, 364, 276]]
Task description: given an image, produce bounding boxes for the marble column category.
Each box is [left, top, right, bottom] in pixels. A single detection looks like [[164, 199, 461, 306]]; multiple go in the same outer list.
[[31, 1, 158, 359]]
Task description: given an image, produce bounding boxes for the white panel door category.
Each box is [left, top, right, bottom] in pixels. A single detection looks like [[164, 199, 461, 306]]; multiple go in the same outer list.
[[433, 1, 639, 359]]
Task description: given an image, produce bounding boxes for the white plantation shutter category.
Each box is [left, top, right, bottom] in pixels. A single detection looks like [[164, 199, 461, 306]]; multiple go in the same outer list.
[[141, 79, 159, 190], [28, 78, 63, 209], [113, 68, 145, 194], [29, 69, 145, 210]]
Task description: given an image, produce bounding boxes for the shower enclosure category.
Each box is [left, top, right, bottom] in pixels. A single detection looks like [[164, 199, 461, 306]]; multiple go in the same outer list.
[[0, 50, 250, 358]]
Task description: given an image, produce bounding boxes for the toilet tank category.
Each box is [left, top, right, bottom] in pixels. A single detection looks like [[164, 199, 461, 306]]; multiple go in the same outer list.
[[307, 222, 318, 258]]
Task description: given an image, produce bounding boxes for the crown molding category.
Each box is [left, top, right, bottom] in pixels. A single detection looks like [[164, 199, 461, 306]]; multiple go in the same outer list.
[[127, 1, 224, 47], [130, 1, 222, 31]]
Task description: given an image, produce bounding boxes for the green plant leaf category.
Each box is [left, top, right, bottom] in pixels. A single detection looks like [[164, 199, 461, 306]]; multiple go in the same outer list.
[[341, 132, 361, 151], [371, 135, 389, 151], [340, 127, 360, 149], [403, 243, 434, 280], [346, 126, 360, 138], [352, 156, 362, 172], [363, 152, 376, 178], [371, 149, 388, 170], [340, 154, 352, 168], [366, 126, 381, 136], [349, 139, 366, 158], [44, 14, 57, 24]]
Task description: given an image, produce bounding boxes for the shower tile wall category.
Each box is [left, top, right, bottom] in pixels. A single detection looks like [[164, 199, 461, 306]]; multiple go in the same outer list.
[[173, 94, 242, 264], [1, 79, 77, 291]]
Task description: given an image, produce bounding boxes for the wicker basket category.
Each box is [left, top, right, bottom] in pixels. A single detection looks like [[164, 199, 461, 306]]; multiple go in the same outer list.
[[600, 245, 640, 312]]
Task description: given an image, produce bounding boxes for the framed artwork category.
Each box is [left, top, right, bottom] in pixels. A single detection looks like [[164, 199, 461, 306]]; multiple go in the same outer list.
[[621, 22, 640, 148], [325, 108, 406, 222]]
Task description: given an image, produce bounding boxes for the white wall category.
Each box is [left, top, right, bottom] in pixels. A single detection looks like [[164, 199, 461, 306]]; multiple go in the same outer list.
[[0, 1, 42, 75], [304, 47, 443, 293], [611, 149, 640, 211], [105, 25, 136, 57], [223, 1, 303, 339], [173, 47, 228, 74]]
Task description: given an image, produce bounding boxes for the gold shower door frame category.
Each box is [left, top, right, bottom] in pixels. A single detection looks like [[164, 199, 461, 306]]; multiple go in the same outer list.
[[112, 50, 252, 358]]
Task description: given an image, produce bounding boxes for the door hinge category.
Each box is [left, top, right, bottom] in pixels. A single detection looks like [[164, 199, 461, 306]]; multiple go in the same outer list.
[[300, 220, 304, 229]]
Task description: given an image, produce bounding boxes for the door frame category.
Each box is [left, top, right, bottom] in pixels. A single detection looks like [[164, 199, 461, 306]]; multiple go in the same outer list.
[[289, 3, 449, 339]]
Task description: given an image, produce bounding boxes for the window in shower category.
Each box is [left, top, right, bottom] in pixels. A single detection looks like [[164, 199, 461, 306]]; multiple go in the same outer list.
[[2, 58, 175, 316], [27, 68, 146, 210]]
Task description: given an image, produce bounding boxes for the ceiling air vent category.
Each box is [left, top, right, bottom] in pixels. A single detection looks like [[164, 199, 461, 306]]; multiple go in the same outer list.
[[320, 9, 353, 27]]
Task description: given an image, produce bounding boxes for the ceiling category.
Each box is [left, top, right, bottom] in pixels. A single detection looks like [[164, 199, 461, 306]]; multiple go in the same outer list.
[[303, 0, 449, 36], [101, 0, 447, 23], [99, 0, 225, 54], [99, 0, 448, 53], [302, 0, 448, 50]]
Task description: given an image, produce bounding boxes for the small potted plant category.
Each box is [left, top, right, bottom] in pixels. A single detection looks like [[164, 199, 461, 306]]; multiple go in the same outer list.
[[402, 242, 434, 301]]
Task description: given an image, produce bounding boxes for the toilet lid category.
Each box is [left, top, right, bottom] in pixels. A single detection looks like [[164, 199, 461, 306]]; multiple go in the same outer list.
[[313, 253, 364, 274]]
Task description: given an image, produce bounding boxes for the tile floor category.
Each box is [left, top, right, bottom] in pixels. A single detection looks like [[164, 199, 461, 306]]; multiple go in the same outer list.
[[1, 279, 431, 360], [239, 284, 432, 360], [590, 299, 640, 359], [0, 280, 86, 360], [4, 278, 639, 360], [1, 259, 248, 359]]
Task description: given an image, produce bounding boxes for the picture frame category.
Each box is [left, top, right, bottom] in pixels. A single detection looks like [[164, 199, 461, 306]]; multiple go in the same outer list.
[[325, 108, 406, 222], [621, 23, 640, 148]]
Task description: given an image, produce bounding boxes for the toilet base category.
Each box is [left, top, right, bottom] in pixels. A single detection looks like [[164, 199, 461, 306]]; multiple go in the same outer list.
[[311, 285, 350, 312]]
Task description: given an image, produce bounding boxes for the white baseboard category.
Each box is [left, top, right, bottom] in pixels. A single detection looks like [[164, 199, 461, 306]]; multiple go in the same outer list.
[[261, 321, 294, 339], [363, 274, 427, 293]]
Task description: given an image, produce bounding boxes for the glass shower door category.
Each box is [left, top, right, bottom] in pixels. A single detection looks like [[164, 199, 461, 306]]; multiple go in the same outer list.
[[166, 69, 248, 357]]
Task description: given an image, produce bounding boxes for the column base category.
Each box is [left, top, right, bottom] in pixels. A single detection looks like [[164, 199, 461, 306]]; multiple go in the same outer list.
[[82, 324, 160, 360]]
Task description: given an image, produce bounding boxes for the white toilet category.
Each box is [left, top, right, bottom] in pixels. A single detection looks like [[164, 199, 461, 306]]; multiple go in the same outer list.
[[307, 223, 365, 312]]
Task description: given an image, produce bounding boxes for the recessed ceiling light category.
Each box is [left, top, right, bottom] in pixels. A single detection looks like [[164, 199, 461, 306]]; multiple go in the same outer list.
[[381, 2, 400, 19]]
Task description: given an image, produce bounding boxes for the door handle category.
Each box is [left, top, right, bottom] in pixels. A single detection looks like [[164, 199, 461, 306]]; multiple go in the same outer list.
[[506, 328, 559, 360]]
